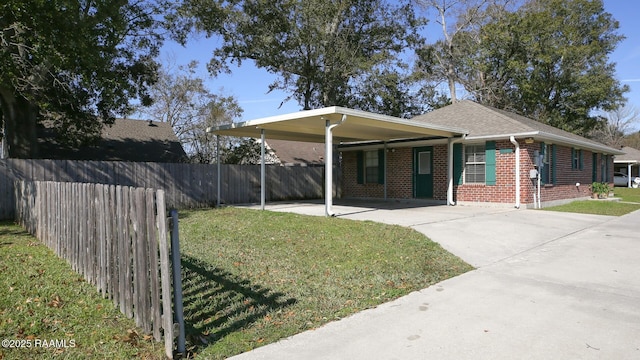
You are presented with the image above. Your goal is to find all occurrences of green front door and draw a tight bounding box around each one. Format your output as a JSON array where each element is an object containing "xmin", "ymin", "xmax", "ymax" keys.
[{"xmin": 414, "ymin": 146, "xmax": 433, "ymax": 198}]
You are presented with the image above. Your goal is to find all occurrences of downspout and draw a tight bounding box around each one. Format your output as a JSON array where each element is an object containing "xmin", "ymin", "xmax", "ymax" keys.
[
  {"xmin": 510, "ymin": 136, "xmax": 521, "ymax": 209},
  {"xmin": 325, "ymin": 115, "xmax": 347, "ymax": 216},
  {"xmin": 260, "ymin": 128, "xmax": 266, "ymax": 210},
  {"xmin": 216, "ymin": 135, "xmax": 221, "ymax": 207},
  {"xmin": 447, "ymin": 136, "xmax": 465, "ymax": 206}
]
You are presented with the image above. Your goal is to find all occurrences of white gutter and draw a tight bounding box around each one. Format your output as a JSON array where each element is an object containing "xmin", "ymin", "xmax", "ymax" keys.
[
  {"xmin": 465, "ymin": 131, "xmax": 624, "ymax": 155},
  {"xmin": 325, "ymin": 114, "xmax": 347, "ymax": 216},
  {"xmin": 447, "ymin": 136, "xmax": 466, "ymax": 205},
  {"xmin": 260, "ymin": 129, "xmax": 266, "ymax": 210},
  {"xmin": 216, "ymin": 135, "xmax": 221, "ymax": 207},
  {"xmin": 509, "ymin": 136, "xmax": 521, "ymax": 209}
]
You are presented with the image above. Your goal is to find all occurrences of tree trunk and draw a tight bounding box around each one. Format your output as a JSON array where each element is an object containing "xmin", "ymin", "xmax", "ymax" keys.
[
  {"xmin": 448, "ymin": 70, "xmax": 457, "ymax": 104},
  {"xmin": 0, "ymin": 91, "xmax": 39, "ymax": 158}
]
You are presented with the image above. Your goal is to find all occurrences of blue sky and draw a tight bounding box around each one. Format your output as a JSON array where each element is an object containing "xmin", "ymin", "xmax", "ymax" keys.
[{"xmin": 159, "ymin": 0, "xmax": 640, "ymax": 127}]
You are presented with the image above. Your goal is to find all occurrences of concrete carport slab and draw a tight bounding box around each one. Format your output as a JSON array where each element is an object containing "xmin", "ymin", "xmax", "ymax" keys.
[{"xmin": 231, "ymin": 202, "xmax": 640, "ymax": 360}]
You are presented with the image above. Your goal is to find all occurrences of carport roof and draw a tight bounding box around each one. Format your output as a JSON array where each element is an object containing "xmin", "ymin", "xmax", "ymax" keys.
[
  {"xmin": 615, "ymin": 146, "xmax": 640, "ymax": 164},
  {"xmin": 209, "ymin": 106, "xmax": 468, "ymax": 143}
]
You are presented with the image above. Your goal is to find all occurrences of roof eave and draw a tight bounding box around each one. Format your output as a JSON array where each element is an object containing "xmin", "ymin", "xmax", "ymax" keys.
[
  {"xmin": 465, "ymin": 131, "xmax": 623, "ymax": 155},
  {"xmin": 207, "ymin": 106, "xmax": 468, "ymax": 142}
]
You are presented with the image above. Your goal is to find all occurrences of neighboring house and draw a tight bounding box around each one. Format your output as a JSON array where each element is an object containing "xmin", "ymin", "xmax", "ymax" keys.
[
  {"xmin": 265, "ymin": 139, "xmax": 325, "ymax": 166},
  {"xmin": 37, "ymin": 118, "xmax": 187, "ymax": 162},
  {"xmin": 614, "ymin": 146, "xmax": 640, "ymax": 179},
  {"xmin": 340, "ymin": 101, "xmax": 623, "ymax": 208}
]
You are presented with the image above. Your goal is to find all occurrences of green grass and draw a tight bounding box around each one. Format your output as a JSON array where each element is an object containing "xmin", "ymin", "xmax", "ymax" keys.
[
  {"xmin": 542, "ymin": 188, "xmax": 640, "ymax": 216},
  {"xmin": 0, "ymin": 222, "xmax": 165, "ymax": 360},
  {"xmin": 178, "ymin": 207, "xmax": 473, "ymax": 359},
  {"xmin": 614, "ymin": 187, "xmax": 640, "ymax": 203}
]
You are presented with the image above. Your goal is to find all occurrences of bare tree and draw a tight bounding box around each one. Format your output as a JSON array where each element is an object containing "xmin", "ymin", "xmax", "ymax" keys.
[
  {"xmin": 590, "ymin": 105, "xmax": 640, "ymax": 148},
  {"xmin": 414, "ymin": 0, "xmax": 517, "ymax": 103},
  {"xmin": 141, "ymin": 59, "xmax": 244, "ymax": 163},
  {"xmin": 415, "ymin": 0, "xmax": 490, "ymax": 103}
]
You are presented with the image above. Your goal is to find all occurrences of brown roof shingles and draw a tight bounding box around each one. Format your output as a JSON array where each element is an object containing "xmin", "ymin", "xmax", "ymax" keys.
[
  {"xmin": 38, "ymin": 118, "xmax": 187, "ymax": 162},
  {"xmin": 616, "ymin": 146, "xmax": 640, "ymax": 163},
  {"xmin": 265, "ymin": 139, "xmax": 324, "ymax": 165},
  {"xmin": 412, "ymin": 101, "xmax": 622, "ymax": 154}
]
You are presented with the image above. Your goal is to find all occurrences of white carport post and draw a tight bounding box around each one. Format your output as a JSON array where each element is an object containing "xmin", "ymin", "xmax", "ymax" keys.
[
  {"xmin": 628, "ymin": 163, "xmax": 633, "ymax": 188},
  {"xmin": 260, "ymin": 128, "xmax": 266, "ymax": 210},
  {"xmin": 447, "ymin": 136, "xmax": 465, "ymax": 205},
  {"xmin": 216, "ymin": 135, "xmax": 221, "ymax": 207},
  {"xmin": 325, "ymin": 115, "xmax": 346, "ymax": 217}
]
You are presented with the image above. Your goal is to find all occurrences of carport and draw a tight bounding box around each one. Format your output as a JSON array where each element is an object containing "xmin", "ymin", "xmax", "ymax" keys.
[
  {"xmin": 207, "ymin": 106, "xmax": 467, "ymax": 216},
  {"xmin": 615, "ymin": 146, "xmax": 640, "ymax": 187}
]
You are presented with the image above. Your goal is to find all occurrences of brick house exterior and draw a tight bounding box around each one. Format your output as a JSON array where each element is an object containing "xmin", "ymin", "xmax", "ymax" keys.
[{"xmin": 339, "ymin": 101, "xmax": 621, "ymax": 208}]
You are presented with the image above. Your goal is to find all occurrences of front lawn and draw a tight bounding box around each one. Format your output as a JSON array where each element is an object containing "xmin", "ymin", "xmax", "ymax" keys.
[
  {"xmin": 0, "ymin": 222, "xmax": 164, "ymax": 360},
  {"xmin": 614, "ymin": 187, "xmax": 640, "ymax": 203},
  {"xmin": 178, "ymin": 207, "xmax": 473, "ymax": 359},
  {"xmin": 542, "ymin": 188, "xmax": 640, "ymax": 216}
]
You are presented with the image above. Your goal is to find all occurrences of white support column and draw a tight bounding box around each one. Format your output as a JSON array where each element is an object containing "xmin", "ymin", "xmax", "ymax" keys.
[
  {"xmin": 629, "ymin": 163, "xmax": 633, "ymax": 188},
  {"xmin": 216, "ymin": 135, "xmax": 221, "ymax": 207},
  {"xmin": 447, "ymin": 136, "xmax": 464, "ymax": 205},
  {"xmin": 261, "ymin": 129, "xmax": 266, "ymax": 210},
  {"xmin": 325, "ymin": 115, "xmax": 346, "ymax": 217},
  {"xmin": 510, "ymin": 136, "xmax": 521, "ymax": 209}
]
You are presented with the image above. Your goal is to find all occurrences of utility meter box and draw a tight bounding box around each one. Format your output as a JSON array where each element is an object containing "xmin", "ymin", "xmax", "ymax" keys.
[{"xmin": 530, "ymin": 169, "xmax": 538, "ymax": 179}]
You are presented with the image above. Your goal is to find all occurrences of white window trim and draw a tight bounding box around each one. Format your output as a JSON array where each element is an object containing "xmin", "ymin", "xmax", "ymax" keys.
[
  {"xmin": 463, "ymin": 144, "xmax": 486, "ymax": 184},
  {"xmin": 364, "ymin": 150, "xmax": 379, "ymax": 184}
]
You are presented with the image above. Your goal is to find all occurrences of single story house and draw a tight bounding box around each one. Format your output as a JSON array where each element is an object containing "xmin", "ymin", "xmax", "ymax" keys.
[
  {"xmin": 211, "ymin": 101, "xmax": 623, "ymax": 213},
  {"xmin": 265, "ymin": 139, "xmax": 325, "ymax": 166},
  {"xmin": 37, "ymin": 118, "xmax": 187, "ymax": 162},
  {"xmin": 340, "ymin": 101, "xmax": 623, "ymax": 208}
]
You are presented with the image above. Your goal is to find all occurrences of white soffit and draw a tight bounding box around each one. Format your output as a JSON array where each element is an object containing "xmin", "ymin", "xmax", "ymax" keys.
[{"xmin": 211, "ymin": 106, "xmax": 467, "ymax": 143}]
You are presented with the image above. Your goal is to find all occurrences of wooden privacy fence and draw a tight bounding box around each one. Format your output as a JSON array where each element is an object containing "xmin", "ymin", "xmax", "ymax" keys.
[
  {"xmin": 14, "ymin": 180, "xmax": 177, "ymax": 358},
  {"xmin": 1, "ymin": 159, "xmax": 326, "ymax": 219}
]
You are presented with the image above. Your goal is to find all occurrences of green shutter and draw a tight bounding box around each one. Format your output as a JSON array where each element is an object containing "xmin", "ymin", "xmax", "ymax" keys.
[
  {"xmin": 356, "ymin": 151, "xmax": 364, "ymax": 184},
  {"xmin": 485, "ymin": 141, "xmax": 496, "ymax": 185},
  {"xmin": 592, "ymin": 153, "xmax": 598, "ymax": 182},
  {"xmin": 453, "ymin": 143, "xmax": 463, "ymax": 185},
  {"xmin": 551, "ymin": 145, "xmax": 557, "ymax": 184},
  {"xmin": 377, "ymin": 149, "xmax": 385, "ymax": 184}
]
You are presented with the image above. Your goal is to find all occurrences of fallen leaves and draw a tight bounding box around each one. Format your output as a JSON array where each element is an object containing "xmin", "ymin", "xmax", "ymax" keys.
[{"xmin": 47, "ymin": 294, "xmax": 64, "ymax": 308}]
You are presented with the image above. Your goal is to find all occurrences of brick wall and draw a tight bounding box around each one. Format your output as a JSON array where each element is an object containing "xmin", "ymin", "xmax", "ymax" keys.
[
  {"xmin": 456, "ymin": 140, "xmax": 516, "ymax": 204},
  {"xmin": 340, "ymin": 140, "xmax": 615, "ymax": 206}
]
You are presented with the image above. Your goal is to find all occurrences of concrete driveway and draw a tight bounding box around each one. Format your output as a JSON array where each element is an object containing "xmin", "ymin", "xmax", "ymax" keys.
[{"xmin": 231, "ymin": 200, "xmax": 640, "ymax": 359}]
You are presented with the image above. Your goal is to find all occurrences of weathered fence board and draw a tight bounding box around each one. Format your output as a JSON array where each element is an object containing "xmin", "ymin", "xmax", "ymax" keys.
[
  {"xmin": 0, "ymin": 159, "xmax": 325, "ymax": 220},
  {"xmin": 14, "ymin": 181, "xmax": 175, "ymax": 358}
]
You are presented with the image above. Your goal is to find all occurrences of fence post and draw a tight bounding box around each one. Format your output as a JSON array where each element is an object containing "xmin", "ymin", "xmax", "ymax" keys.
[{"xmin": 169, "ymin": 209, "xmax": 186, "ymax": 356}]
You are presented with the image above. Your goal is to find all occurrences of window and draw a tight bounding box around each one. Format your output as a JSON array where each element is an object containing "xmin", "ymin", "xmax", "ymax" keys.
[
  {"xmin": 364, "ymin": 150, "xmax": 379, "ymax": 183},
  {"xmin": 541, "ymin": 143, "xmax": 554, "ymax": 184},
  {"xmin": 356, "ymin": 149, "xmax": 384, "ymax": 185},
  {"xmin": 464, "ymin": 144, "xmax": 486, "ymax": 184},
  {"xmin": 571, "ymin": 148, "xmax": 583, "ymax": 170},
  {"xmin": 418, "ymin": 151, "xmax": 431, "ymax": 174}
]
